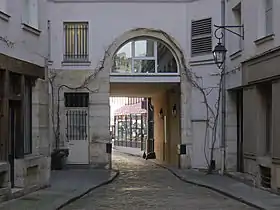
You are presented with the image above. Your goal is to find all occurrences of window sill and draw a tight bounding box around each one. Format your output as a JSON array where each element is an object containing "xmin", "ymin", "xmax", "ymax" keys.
[
  {"xmin": 22, "ymin": 23, "xmax": 41, "ymax": 36},
  {"xmin": 62, "ymin": 61, "xmax": 91, "ymax": 66},
  {"xmin": 0, "ymin": 10, "xmax": 10, "ymax": 22},
  {"xmin": 254, "ymin": 34, "xmax": 275, "ymax": 46},
  {"xmin": 229, "ymin": 50, "xmax": 242, "ymax": 60}
]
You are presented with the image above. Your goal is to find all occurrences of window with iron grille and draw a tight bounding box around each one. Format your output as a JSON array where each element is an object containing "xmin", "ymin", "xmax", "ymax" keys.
[
  {"xmin": 64, "ymin": 92, "xmax": 89, "ymax": 107},
  {"xmin": 63, "ymin": 22, "xmax": 89, "ymax": 62},
  {"xmin": 191, "ymin": 18, "xmax": 212, "ymax": 56},
  {"xmin": 64, "ymin": 93, "xmax": 89, "ymax": 141}
]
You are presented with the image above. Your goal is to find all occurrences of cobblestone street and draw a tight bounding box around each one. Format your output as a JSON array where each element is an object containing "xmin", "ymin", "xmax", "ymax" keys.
[{"xmin": 62, "ymin": 151, "xmax": 256, "ymax": 210}]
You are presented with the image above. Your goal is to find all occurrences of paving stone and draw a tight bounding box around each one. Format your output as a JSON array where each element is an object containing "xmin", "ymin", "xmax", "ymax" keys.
[{"xmin": 62, "ymin": 151, "xmax": 256, "ymax": 210}]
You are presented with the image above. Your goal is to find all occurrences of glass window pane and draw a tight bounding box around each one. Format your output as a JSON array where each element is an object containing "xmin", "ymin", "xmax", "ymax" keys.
[
  {"xmin": 112, "ymin": 42, "xmax": 132, "ymax": 73},
  {"xmin": 157, "ymin": 57, "xmax": 177, "ymax": 73},
  {"xmin": 135, "ymin": 40, "xmax": 154, "ymax": 57},
  {"xmin": 133, "ymin": 60, "xmax": 155, "ymax": 73}
]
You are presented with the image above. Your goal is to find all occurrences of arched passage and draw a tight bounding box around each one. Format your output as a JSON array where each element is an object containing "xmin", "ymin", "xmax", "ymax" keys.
[{"xmin": 107, "ymin": 28, "xmax": 192, "ymax": 168}]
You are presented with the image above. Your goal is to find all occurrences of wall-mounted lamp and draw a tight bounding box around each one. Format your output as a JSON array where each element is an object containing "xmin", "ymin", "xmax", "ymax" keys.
[
  {"xmin": 159, "ymin": 108, "xmax": 164, "ymax": 119},
  {"xmin": 172, "ymin": 104, "xmax": 177, "ymax": 117}
]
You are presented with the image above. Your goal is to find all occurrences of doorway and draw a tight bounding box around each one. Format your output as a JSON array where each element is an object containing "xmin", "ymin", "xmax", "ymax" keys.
[
  {"xmin": 236, "ymin": 90, "xmax": 244, "ymax": 172},
  {"xmin": 64, "ymin": 92, "xmax": 89, "ymax": 164},
  {"xmin": 9, "ymin": 100, "xmax": 21, "ymax": 188}
]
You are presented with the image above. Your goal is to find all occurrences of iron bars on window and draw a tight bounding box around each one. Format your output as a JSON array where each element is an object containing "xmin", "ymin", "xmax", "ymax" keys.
[{"xmin": 64, "ymin": 22, "xmax": 89, "ymax": 62}]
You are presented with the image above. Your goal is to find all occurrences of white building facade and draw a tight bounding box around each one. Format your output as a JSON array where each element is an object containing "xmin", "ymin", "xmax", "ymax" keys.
[
  {"xmin": 0, "ymin": 0, "xmax": 50, "ymax": 200},
  {"xmin": 48, "ymin": 0, "xmax": 224, "ymax": 170},
  {"xmin": 225, "ymin": 0, "xmax": 280, "ymax": 190}
]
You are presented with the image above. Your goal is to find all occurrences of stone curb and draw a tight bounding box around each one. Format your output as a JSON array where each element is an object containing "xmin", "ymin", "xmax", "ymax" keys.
[
  {"xmin": 152, "ymin": 162, "xmax": 265, "ymax": 210},
  {"xmin": 115, "ymin": 150, "xmax": 265, "ymax": 210},
  {"xmin": 56, "ymin": 169, "xmax": 120, "ymax": 210}
]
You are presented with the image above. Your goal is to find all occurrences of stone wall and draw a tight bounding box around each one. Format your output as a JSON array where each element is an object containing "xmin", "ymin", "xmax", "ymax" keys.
[
  {"xmin": 14, "ymin": 79, "xmax": 51, "ymax": 190},
  {"xmin": 51, "ymin": 69, "xmax": 110, "ymax": 167}
]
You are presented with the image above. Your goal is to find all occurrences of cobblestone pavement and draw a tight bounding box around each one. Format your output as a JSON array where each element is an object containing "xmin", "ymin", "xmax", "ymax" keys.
[{"xmin": 62, "ymin": 151, "xmax": 257, "ymax": 210}]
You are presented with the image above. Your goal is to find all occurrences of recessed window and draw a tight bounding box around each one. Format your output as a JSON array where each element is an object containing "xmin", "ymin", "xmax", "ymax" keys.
[
  {"xmin": 265, "ymin": 0, "xmax": 273, "ymax": 35},
  {"xmin": 23, "ymin": 0, "xmax": 39, "ymax": 29},
  {"xmin": 63, "ymin": 22, "xmax": 89, "ymax": 63},
  {"xmin": 112, "ymin": 39, "xmax": 178, "ymax": 74},
  {"xmin": 232, "ymin": 3, "xmax": 242, "ymax": 51},
  {"xmin": 0, "ymin": 0, "xmax": 7, "ymax": 13}
]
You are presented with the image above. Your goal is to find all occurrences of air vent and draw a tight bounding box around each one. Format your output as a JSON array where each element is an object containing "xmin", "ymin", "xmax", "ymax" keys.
[{"xmin": 191, "ymin": 18, "xmax": 212, "ymax": 56}]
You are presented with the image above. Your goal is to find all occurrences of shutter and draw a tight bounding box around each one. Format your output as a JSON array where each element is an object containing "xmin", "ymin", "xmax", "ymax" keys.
[{"xmin": 191, "ymin": 18, "xmax": 212, "ymax": 56}]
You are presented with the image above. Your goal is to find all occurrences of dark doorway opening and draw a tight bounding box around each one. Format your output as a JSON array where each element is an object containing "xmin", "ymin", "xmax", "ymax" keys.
[
  {"xmin": 236, "ymin": 90, "xmax": 244, "ymax": 172},
  {"xmin": 9, "ymin": 100, "xmax": 22, "ymax": 188}
]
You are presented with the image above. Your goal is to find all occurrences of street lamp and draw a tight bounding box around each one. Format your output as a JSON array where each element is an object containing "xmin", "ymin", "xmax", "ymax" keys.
[
  {"xmin": 212, "ymin": 41, "xmax": 227, "ymax": 69},
  {"xmin": 212, "ymin": 23, "xmax": 244, "ymax": 175},
  {"xmin": 212, "ymin": 24, "xmax": 244, "ymax": 69}
]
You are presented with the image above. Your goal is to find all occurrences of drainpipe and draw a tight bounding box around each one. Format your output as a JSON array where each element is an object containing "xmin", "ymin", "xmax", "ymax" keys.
[
  {"xmin": 47, "ymin": 20, "xmax": 52, "ymax": 156},
  {"xmin": 221, "ymin": 0, "xmax": 226, "ymax": 175}
]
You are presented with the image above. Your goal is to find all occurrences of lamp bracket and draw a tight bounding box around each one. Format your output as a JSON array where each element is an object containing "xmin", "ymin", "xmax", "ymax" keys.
[{"xmin": 214, "ymin": 24, "xmax": 244, "ymax": 42}]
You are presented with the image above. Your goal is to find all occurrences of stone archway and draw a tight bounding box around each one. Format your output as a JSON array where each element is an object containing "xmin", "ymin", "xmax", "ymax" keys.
[{"xmin": 106, "ymin": 28, "xmax": 192, "ymax": 168}]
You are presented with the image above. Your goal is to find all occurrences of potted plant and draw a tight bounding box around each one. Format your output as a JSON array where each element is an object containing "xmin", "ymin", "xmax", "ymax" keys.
[{"xmin": 51, "ymin": 148, "xmax": 69, "ymax": 170}]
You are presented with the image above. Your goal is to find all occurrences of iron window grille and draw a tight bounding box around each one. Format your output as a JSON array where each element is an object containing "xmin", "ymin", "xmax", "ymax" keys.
[
  {"xmin": 63, "ymin": 22, "xmax": 89, "ymax": 62},
  {"xmin": 191, "ymin": 18, "xmax": 213, "ymax": 56},
  {"xmin": 64, "ymin": 92, "xmax": 89, "ymax": 141},
  {"xmin": 64, "ymin": 92, "xmax": 89, "ymax": 108}
]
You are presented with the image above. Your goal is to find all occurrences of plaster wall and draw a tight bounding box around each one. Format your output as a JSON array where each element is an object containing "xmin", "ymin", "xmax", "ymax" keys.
[
  {"xmin": 153, "ymin": 85, "xmax": 181, "ymax": 166},
  {"xmin": 0, "ymin": 0, "xmax": 50, "ymax": 195},
  {"xmin": 14, "ymin": 79, "xmax": 50, "ymax": 189},
  {"xmin": 48, "ymin": 0, "xmax": 222, "ymax": 168},
  {"xmin": 225, "ymin": 0, "xmax": 280, "ymax": 172},
  {"xmin": 0, "ymin": 0, "xmax": 48, "ymax": 67}
]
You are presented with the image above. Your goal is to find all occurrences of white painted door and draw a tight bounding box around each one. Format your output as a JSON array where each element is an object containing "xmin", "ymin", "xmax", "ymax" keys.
[{"xmin": 66, "ymin": 108, "xmax": 89, "ymax": 164}]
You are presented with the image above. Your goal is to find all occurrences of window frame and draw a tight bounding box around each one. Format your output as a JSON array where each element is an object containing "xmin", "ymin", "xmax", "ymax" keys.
[
  {"xmin": 265, "ymin": 0, "xmax": 273, "ymax": 36},
  {"xmin": 232, "ymin": 3, "xmax": 243, "ymax": 52},
  {"xmin": 63, "ymin": 22, "xmax": 89, "ymax": 63},
  {"xmin": 112, "ymin": 39, "xmax": 179, "ymax": 75},
  {"xmin": 23, "ymin": 0, "xmax": 39, "ymax": 29},
  {"xmin": 131, "ymin": 40, "xmax": 157, "ymax": 73}
]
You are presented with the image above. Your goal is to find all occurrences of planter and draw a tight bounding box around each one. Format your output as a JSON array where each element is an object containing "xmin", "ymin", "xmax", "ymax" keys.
[{"xmin": 51, "ymin": 149, "xmax": 69, "ymax": 170}]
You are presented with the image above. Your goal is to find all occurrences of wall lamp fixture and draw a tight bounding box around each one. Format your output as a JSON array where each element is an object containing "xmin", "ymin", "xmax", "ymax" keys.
[
  {"xmin": 159, "ymin": 108, "xmax": 164, "ymax": 119},
  {"xmin": 212, "ymin": 24, "xmax": 244, "ymax": 69},
  {"xmin": 172, "ymin": 104, "xmax": 177, "ymax": 117}
]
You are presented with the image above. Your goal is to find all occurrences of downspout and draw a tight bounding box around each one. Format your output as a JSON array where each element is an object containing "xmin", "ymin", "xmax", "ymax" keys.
[
  {"xmin": 221, "ymin": 0, "xmax": 226, "ymax": 175},
  {"xmin": 47, "ymin": 20, "xmax": 52, "ymax": 156}
]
